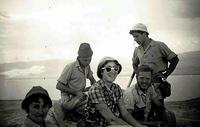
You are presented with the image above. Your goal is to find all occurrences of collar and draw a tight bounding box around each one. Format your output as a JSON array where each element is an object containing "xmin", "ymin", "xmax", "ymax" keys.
[
  {"xmin": 138, "ymin": 39, "xmax": 156, "ymax": 54},
  {"xmin": 75, "ymin": 59, "xmax": 81, "ymax": 67},
  {"xmin": 74, "ymin": 59, "xmax": 89, "ymax": 72},
  {"xmin": 24, "ymin": 116, "xmax": 41, "ymax": 127},
  {"xmin": 135, "ymin": 83, "xmax": 147, "ymax": 96},
  {"xmin": 99, "ymin": 80, "xmax": 113, "ymax": 92}
]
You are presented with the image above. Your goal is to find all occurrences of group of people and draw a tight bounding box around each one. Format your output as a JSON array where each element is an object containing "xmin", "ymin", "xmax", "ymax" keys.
[{"xmin": 21, "ymin": 23, "xmax": 179, "ymax": 127}]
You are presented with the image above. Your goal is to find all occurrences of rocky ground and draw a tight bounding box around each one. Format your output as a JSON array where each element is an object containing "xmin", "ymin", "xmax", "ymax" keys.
[{"xmin": 0, "ymin": 98, "xmax": 199, "ymax": 127}]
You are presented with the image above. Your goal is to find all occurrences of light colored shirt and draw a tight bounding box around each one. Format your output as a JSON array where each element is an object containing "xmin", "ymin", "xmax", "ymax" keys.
[
  {"xmin": 123, "ymin": 84, "xmax": 157, "ymax": 113},
  {"xmin": 57, "ymin": 60, "xmax": 93, "ymax": 97},
  {"xmin": 132, "ymin": 39, "xmax": 177, "ymax": 74}
]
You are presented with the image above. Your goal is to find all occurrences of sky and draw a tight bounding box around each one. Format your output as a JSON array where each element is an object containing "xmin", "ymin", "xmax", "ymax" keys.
[
  {"xmin": 0, "ymin": 0, "xmax": 200, "ymax": 64},
  {"xmin": 0, "ymin": 0, "xmax": 200, "ymax": 100}
]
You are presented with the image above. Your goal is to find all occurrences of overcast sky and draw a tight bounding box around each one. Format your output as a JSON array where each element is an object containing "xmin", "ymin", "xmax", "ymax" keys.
[
  {"xmin": 0, "ymin": 0, "xmax": 200, "ymax": 64},
  {"xmin": 0, "ymin": 0, "xmax": 200, "ymax": 100}
]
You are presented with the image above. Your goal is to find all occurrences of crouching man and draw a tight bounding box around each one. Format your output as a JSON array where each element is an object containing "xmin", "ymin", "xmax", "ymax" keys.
[{"xmin": 123, "ymin": 65, "xmax": 164, "ymax": 122}]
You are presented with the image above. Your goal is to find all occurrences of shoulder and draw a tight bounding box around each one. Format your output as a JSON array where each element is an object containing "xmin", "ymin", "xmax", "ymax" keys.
[
  {"xmin": 112, "ymin": 82, "xmax": 122, "ymax": 89},
  {"xmin": 23, "ymin": 117, "xmax": 39, "ymax": 127},
  {"xmin": 63, "ymin": 61, "xmax": 76, "ymax": 69},
  {"xmin": 124, "ymin": 85, "xmax": 137, "ymax": 97},
  {"xmin": 88, "ymin": 81, "xmax": 102, "ymax": 93},
  {"xmin": 151, "ymin": 39, "xmax": 168, "ymax": 48}
]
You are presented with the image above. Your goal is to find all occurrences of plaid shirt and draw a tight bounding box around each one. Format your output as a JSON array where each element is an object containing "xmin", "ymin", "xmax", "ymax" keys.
[{"xmin": 87, "ymin": 80, "xmax": 123, "ymax": 127}]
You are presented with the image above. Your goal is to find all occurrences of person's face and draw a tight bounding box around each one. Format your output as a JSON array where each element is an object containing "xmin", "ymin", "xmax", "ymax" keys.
[
  {"xmin": 28, "ymin": 97, "xmax": 50, "ymax": 124},
  {"xmin": 102, "ymin": 62, "xmax": 119, "ymax": 83},
  {"xmin": 131, "ymin": 32, "xmax": 146, "ymax": 46},
  {"xmin": 137, "ymin": 71, "xmax": 152, "ymax": 91},
  {"xmin": 78, "ymin": 56, "xmax": 92, "ymax": 67}
]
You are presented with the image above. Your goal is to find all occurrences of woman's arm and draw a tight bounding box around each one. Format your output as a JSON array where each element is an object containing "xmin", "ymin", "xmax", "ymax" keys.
[{"xmin": 95, "ymin": 103, "xmax": 127, "ymax": 125}]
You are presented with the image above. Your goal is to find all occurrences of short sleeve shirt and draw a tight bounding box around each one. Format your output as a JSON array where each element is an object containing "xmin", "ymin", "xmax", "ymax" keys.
[
  {"xmin": 123, "ymin": 84, "xmax": 157, "ymax": 111},
  {"xmin": 57, "ymin": 60, "xmax": 93, "ymax": 97},
  {"xmin": 87, "ymin": 80, "xmax": 123, "ymax": 127},
  {"xmin": 132, "ymin": 39, "xmax": 177, "ymax": 74}
]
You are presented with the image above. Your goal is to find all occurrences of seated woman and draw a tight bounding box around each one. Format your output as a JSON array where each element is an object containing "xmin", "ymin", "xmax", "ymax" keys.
[
  {"xmin": 87, "ymin": 57, "xmax": 147, "ymax": 127},
  {"xmin": 21, "ymin": 86, "xmax": 58, "ymax": 127}
]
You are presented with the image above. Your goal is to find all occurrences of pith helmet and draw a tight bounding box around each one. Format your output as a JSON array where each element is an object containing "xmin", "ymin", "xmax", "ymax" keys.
[{"xmin": 129, "ymin": 23, "xmax": 148, "ymax": 34}]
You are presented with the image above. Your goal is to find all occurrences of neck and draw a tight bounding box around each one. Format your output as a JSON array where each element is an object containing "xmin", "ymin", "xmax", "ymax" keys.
[
  {"xmin": 78, "ymin": 59, "xmax": 86, "ymax": 69},
  {"xmin": 141, "ymin": 89, "xmax": 147, "ymax": 94},
  {"xmin": 137, "ymin": 84, "xmax": 147, "ymax": 93},
  {"xmin": 141, "ymin": 37, "xmax": 150, "ymax": 50},
  {"xmin": 28, "ymin": 116, "xmax": 45, "ymax": 127},
  {"xmin": 103, "ymin": 80, "xmax": 112, "ymax": 88}
]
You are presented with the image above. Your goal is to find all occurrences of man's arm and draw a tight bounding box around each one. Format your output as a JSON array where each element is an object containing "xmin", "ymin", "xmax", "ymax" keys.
[
  {"xmin": 118, "ymin": 98, "xmax": 147, "ymax": 127},
  {"xmin": 56, "ymin": 81, "xmax": 79, "ymax": 96},
  {"xmin": 163, "ymin": 56, "xmax": 179, "ymax": 79},
  {"xmin": 89, "ymin": 75, "xmax": 96, "ymax": 85}
]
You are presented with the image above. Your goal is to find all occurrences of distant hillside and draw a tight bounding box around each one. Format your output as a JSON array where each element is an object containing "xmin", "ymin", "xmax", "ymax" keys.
[
  {"xmin": 173, "ymin": 51, "xmax": 200, "ymax": 75},
  {"xmin": 0, "ymin": 51, "xmax": 199, "ymax": 79},
  {"xmin": 0, "ymin": 59, "xmax": 73, "ymax": 79},
  {"xmin": 166, "ymin": 97, "xmax": 200, "ymax": 109}
]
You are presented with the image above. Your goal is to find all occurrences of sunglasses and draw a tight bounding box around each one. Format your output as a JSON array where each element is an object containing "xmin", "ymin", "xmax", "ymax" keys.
[{"xmin": 102, "ymin": 66, "xmax": 119, "ymax": 73}]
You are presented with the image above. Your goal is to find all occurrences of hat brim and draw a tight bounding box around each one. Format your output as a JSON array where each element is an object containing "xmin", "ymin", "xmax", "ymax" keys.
[{"xmin": 21, "ymin": 93, "xmax": 52, "ymax": 110}]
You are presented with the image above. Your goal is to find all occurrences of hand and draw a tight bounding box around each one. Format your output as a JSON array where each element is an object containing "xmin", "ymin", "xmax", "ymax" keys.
[{"xmin": 161, "ymin": 72, "xmax": 168, "ymax": 81}]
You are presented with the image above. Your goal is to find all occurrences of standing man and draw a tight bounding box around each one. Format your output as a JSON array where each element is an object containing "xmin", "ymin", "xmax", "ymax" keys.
[
  {"xmin": 55, "ymin": 43, "xmax": 96, "ymax": 126},
  {"xmin": 129, "ymin": 23, "xmax": 179, "ymax": 119},
  {"xmin": 129, "ymin": 23, "xmax": 179, "ymax": 91},
  {"xmin": 129, "ymin": 23, "xmax": 179, "ymax": 82}
]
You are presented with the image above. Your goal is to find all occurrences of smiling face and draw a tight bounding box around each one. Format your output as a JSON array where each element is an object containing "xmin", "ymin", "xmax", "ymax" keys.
[
  {"xmin": 137, "ymin": 71, "xmax": 152, "ymax": 91},
  {"xmin": 101, "ymin": 61, "xmax": 119, "ymax": 83},
  {"xmin": 28, "ymin": 97, "xmax": 50, "ymax": 124}
]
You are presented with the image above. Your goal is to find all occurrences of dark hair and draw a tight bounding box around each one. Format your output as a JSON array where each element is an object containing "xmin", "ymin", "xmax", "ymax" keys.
[
  {"xmin": 97, "ymin": 60, "xmax": 122, "ymax": 79},
  {"xmin": 136, "ymin": 65, "xmax": 152, "ymax": 78},
  {"xmin": 24, "ymin": 94, "xmax": 51, "ymax": 113},
  {"xmin": 129, "ymin": 30, "xmax": 149, "ymax": 36},
  {"xmin": 21, "ymin": 86, "xmax": 52, "ymax": 111}
]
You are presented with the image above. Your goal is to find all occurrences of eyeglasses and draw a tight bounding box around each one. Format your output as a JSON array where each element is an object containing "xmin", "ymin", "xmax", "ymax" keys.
[{"xmin": 102, "ymin": 66, "xmax": 119, "ymax": 73}]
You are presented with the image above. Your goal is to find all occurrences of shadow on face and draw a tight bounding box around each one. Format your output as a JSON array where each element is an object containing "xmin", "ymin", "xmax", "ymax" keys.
[
  {"xmin": 27, "ymin": 97, "xmax": 50, "ymax": 124},
  {"xmin": 78, "ymin": 56, "xmax": 92, "ymax": 67}
]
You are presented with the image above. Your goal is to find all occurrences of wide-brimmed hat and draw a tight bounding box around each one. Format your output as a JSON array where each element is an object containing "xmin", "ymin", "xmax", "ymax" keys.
[
  {"xmin": 97, "ymin": 57, "xmax": 122, "ymax": 79},
  {"xmin": 21, "ymin": 86, "xmax": 52, "ymax": 110}
]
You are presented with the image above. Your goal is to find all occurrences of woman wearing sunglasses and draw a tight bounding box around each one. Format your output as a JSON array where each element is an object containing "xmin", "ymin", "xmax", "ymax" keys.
[{"xmin": 87, "ymin": 57, "xmax": 147, "ymax": 127}]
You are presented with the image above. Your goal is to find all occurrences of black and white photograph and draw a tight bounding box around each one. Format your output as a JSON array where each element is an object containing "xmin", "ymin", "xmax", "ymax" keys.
[{"xmin": 0, "ymin": 0, "xmax": 200, "ymax": 127}]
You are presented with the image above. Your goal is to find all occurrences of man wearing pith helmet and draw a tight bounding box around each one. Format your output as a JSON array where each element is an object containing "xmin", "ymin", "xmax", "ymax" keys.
[{"xmin": 129, "ymin": 23, "xmax": 179, "ymax": 119}]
